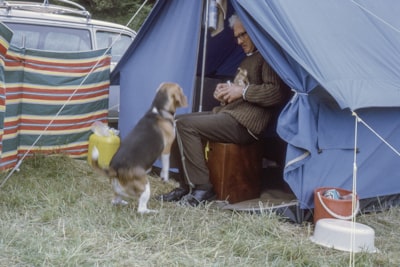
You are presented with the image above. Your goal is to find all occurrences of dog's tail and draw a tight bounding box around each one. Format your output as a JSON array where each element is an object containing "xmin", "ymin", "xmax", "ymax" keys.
[{"xmin": 91, "ymin": 146, "xmax": 117, "ymax": 177}]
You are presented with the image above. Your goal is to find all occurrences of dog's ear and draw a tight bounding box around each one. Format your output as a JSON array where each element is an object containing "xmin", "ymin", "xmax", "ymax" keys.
[
  {"xmin": 174, "ymin": 86, "xmax": 188, "ymax": 108},
  {"xmin": 158, "ymin": 82, "xmax": 188, "ymax": 108}
]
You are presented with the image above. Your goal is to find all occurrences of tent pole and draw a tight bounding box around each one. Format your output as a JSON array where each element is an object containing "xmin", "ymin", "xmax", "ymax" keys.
[{"xmin": 198, "ymin": 0, "xmax": 209, "ymax": 112}]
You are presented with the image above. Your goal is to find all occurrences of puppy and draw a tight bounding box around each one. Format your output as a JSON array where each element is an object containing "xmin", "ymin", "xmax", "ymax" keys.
[
  {"xmin": 213, "ymin": 67, "xmax": 249, "ymax": 107},
  {"xmin": 234, "ymin": 67, "xmax": 249, "ymax": 87},
  {"xmin": 92, "ymin": 82, "xmax": 188, "ymax": 213}
]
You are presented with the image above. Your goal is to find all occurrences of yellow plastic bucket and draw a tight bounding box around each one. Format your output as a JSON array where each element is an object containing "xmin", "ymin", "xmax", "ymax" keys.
[{"xmin": 87, "ymin": 133, "xmax": 120, "ymax": 168}]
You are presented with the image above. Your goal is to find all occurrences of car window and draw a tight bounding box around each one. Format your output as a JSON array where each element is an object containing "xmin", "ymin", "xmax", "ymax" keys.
[
  {"xmin": 96, "ymin": 31, "xmax": 132, "ymax": 63},
  {"xmin": 43, "ymin": 31, "xmax": 91, "ymax": 51},
  {"xmin": 5, "ymin": 22, "xmax": 92, "ymax": 51}
]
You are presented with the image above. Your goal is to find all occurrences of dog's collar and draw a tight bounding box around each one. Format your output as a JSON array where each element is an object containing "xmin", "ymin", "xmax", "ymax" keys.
[{"xmin": 152, "ymin": 107, "xmax": 175, "ymax": 124}]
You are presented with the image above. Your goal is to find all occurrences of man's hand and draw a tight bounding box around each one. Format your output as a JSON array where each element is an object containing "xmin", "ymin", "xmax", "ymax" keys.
[{"xmin": 213, "ymin": 82, "xmax": 243, "ymax": 104}]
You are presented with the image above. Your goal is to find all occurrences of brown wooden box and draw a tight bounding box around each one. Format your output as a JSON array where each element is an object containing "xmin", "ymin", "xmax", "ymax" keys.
[{"xmin": 206, "ymin": 141, "xmax": 262, "ymax": 203}]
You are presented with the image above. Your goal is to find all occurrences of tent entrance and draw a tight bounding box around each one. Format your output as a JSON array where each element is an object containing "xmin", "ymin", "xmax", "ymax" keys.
[{"xmin": 192, "ymin": 5, "xmax": 294, "ymax": 214}]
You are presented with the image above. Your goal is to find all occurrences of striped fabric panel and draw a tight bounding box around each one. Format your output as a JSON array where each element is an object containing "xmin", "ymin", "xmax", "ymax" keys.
[
  {"xmin": 0, "ymin": 23, "xmax": 111, "ymax": 171},
  {"xmin": 0, "ymin": 23, "xmax": 12, "ymax": 163}
]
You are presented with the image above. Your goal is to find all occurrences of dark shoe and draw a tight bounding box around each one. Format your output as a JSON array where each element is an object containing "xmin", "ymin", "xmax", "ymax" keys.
[
  {"xmin": 156, "ymin": 187, "xmax": 189, "ymax": 202},
  {"xmin": 180, "ymin": 188, "xmax": 216, "ymax": 207}
]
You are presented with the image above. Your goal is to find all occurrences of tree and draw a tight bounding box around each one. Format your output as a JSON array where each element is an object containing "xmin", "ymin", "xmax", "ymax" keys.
[{"xmin": 76, "ymin": 0, "xmax": 155, "ymax": 30}]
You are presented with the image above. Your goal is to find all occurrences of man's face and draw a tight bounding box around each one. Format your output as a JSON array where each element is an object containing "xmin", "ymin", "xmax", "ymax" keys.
[{"xmin": 233, "ymin": 21, "xmax": 255, "ymax": 54}]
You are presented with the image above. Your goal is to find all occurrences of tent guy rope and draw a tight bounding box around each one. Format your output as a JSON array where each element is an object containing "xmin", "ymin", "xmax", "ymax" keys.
[
  {"xmin": 0, "ymin": 0, "xmax": 149, "ymax": 189},
  {"xmin": 351, "ymin": 0, "xmax": 400, "ymax": 34},
  {"xmin": 354, "ymin": 112, "xmax": 400, "ymax": 157},
  {"xmin": 348, "ymin": 111, "xmax": 399, "ymax": 265}
]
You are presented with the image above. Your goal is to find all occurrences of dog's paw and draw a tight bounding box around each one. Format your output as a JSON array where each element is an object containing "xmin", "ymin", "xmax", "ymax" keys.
[
  {"xmin": 138, "ymin": 208, "xmax": 158, "ymax": 214},
  {"xmin": 111, "ymin": 198, "xmax": 129, "ymax": 206},
  {"xmin": 160, "ymin": 171, "xmax": 169, "ymax": 182}
]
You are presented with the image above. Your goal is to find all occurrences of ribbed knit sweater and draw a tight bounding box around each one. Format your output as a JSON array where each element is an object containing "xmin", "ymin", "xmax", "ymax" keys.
[{"xmin": 214, "ymin": 51, "xmax": 288, "ymax": 135}]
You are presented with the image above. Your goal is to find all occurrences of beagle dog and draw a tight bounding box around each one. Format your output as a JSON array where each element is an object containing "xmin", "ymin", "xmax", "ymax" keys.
[{"xmin": 92, "ymin": 82, "xmax": 188, "ymax": 213}]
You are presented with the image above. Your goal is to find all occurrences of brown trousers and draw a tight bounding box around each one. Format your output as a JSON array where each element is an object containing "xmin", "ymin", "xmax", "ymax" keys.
[{"xmin": 170, "ymin": 112, "xmax": 256, "ymax": 190}]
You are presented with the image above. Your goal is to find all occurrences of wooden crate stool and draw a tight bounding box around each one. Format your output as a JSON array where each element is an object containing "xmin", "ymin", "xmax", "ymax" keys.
[{"xmin": 205, "ymin": 141, "xmax": 262, "ymax": 203}]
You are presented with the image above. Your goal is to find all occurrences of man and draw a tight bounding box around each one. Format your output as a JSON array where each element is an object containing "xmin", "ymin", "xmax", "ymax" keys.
[{"xmin": 158, "ymin": 14, "xmax": 289, "ymax": 206}]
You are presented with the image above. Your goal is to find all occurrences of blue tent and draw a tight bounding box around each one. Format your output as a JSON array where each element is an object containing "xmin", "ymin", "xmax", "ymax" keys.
[{"xmin": 111, "ymin": 0, "xmax": 400, "ymax": 212}]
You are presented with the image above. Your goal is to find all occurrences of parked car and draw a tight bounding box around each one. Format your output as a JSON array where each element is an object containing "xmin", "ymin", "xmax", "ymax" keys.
[{"xmin": 0, "ymin": 0, "xmax": 136, "ymax": 125}]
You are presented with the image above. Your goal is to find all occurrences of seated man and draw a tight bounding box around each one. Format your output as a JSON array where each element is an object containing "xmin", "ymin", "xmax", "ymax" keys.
[{"xmin": 158, "ymin": 14, "xmax": 290, "ymax": 206}]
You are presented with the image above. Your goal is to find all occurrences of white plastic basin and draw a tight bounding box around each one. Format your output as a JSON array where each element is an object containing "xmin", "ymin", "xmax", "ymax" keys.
[{"xmin": 310, "ymin": 218, "xmax": 376, "ymax": 253}]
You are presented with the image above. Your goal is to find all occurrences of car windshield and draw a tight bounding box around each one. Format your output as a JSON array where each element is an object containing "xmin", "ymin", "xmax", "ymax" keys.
[{"xmin": 5, "ymin": 22, "xmax": 92, "ymax": 51}]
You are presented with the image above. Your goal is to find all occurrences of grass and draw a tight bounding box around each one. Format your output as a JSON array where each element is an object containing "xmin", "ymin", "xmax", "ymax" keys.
[{"xmin": 0, "ymin": 154, "xmax": 399, "ymax": 266}]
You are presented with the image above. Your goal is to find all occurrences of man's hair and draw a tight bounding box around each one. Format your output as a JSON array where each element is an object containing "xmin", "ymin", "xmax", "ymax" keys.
[{"xmin": 228, "ymin": 14, "xmax": 241, "ymax": 29}]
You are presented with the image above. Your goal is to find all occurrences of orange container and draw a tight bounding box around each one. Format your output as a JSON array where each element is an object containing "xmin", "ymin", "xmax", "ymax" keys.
[
  {"xmin": 87, "ymin": 133, "xmax": 120, "ymax": 168},
  {"xmin": 313, "ymin": 187, "xmax": 359, "ymax": 224}
]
